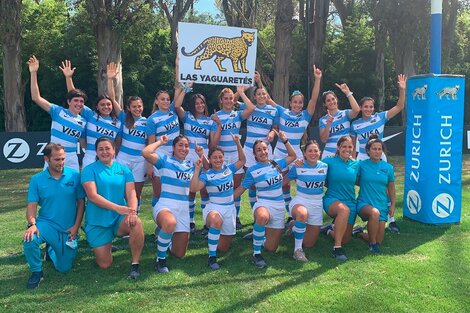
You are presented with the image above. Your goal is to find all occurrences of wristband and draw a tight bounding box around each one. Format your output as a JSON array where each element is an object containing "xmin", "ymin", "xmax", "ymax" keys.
[
  {"xmin": 346, "ymin": 92, "xmax": 353, "ymax": 98},
  {"xmin": 27, "ymin": 222, "xmax": 35, "ymax": 229},
  {"xmin": 181, "ymin": 83, "xmax": 193, "ymax": 93},
  {"xmin": 282, "ymin": 139, "xmax": 289, "ymax": 145}
]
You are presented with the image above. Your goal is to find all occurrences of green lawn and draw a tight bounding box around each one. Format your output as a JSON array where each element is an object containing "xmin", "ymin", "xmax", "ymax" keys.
[{"xmin": 1, "ymin": 156, "xmax": 469, "ymax": 313}]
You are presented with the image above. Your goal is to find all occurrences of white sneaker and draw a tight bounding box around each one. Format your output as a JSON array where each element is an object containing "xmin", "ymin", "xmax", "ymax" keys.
[{"xmin": 293, "ymin": 248, "xmax": 308, "ymax": 262}]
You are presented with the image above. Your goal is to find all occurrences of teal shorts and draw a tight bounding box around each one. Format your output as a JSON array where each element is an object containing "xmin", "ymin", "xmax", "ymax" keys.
[
  {"xmin": 323, "ymin": 197, "xmax": 357, "ymax": 225},
  {"xmin": 85, "ymin": 215, "xmax": 126, "ymax": 249}
]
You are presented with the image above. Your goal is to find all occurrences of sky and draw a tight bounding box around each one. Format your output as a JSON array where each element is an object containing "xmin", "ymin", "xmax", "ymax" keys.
[{"xmin": 193, "ymin": 0, "xmax": 219, "ymax": 15}]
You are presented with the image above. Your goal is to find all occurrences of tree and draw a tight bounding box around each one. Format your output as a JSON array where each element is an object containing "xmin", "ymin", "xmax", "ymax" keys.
[
  {"xmin": 159, "ymin": 0, "xmax": 194, "ymax": 52},
  {"xmin": 272, "ymin": 0, "xmax": 295, "ymax": 106},
  {"xmin": 0, "ymin": 0, "xmax": 27, "ymax": 131}
]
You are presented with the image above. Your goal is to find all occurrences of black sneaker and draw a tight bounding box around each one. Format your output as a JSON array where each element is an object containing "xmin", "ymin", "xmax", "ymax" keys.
[
  {"xmin": 242, "ymin": 231, "xmax": 253, "ymax": 240},
  {"xmin": 236, "ymin": 217, "xmax": 244, "ymax": 230},
  {"xmin": 128, "ymin": 263, "xmax": 140, "ymax": 279},
  {"xmin": 208, "ymin": 256, "xmax": 220, "ymax": 270},
  {"xmin": 155, "ymin": 258, "xmax": 169, "ymax": 273},
  {"xmin": 190, "ymin": 222, "xmax": 196, "ymax": 234},
  {"xmin": 332, "ymin": 247, "xmax": 348, "ymax": 261},
  {"xmin": 352, "ymin": 226, "xmax": 364, "ymax": 238},
  {"xmin": 252, "ymin": 254, "xmax": 267, "ymax": 268},
  {"xmin": 320, "ymin": 224, "xmax": 333, "ymax": 235},
  {"xmin": 27, "ymin": 271, "xmax": 44, "ymax": 289},
  {"xmin": 111, "ymin": 245, "xmax": 119, "ymax": 252},
  {"xmin": 284, "ymin": 216, "xmax": 293, "ymax": 228},
  {"xmin": 388, "ymin": 221, "xmax": 400, "ymax": 234},
  {"xmin": 369, "ymin": 243, "xmax": 381, "ymax": 254},
  {"xmin": 201, "ymin": 225, "xmax": 209, "ymax": 236}
]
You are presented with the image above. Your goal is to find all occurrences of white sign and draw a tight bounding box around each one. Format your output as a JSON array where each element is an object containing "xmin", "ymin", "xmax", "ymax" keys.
[{"xmin": 178, "ymin": 22, "xmax": 257, "ymax": 86}]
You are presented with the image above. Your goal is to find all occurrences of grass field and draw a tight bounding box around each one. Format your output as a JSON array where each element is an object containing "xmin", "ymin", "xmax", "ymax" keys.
[{"xmin": 1, "ymin": 156, "xmax": 469, "ymax": 313}]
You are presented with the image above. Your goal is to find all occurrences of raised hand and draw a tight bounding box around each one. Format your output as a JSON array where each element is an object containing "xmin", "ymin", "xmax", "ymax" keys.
[
  {"xmin": 195, "ymin": 144, "xmax": 204, "ymax": 158},
  {"xmin": 107, "ymin": 62, "xmax": 119, "ymax": 79},
  {"xmin": 313, "ymin": 64, "xmax": 322, "ymax": 79},
  {"xmin": 159, "ymin": 135, "xmax": 169, "ymax": 145},
  {"xmin": 27, "ymin": 55, "xmax": 39, "ymax": 73},
  {"xmin": 59, "ymin": 59, "xmax": 75, "ymax": 78},
  {"xmin": 397, "ymin": 74, "xmax": 407, "ymax": 90},
  {"xmin": 335, "ymin": 82, "xmax": 351, "ymax": 95}
]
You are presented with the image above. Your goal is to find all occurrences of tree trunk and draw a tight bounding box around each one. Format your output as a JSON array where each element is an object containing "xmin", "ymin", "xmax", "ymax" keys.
[
  {"xmin": 273, "ymin": 0, "xmax": 295, "ymax": 107},
  {"xmin": 442, "ymin": 0, "xmax": 459, "ymax": 71},
  {"xmin": 374, "ymin": 20, "xmax": 385, "ymax": 111},
  {"xmin": 159, "ymin": 0, "xmax": 194, "ymax": 53},
  {"xmin": 1, "ymin": 0, "xmax": 27, "ymax": 132}
]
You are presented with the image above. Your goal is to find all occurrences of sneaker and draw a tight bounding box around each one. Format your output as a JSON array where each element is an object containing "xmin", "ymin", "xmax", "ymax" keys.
[
  {"xmin": 320, "ymin": 224, "xmax": 333, "ymax": 235},
  {"xmin": 27, "ymin": 271, "xmax": 44, "ymax": 289},
  {"xmin": 293, "ymin": 249, "xmax": 308, "ymax": 262},
  {"xmin": 242, "ymin": 231, "xmax": 253, "ymax": 240},
  {"xmin": 201, "ymin": 225, "xmax": 209, "ymax": 236},
  {"xmin": 332, "ymin": 247, "xmax": 348, "ymax": 261},
  {"xmin": 284, "ymin": 216, "xmax": 293, "ymax": 229},
  {"xmin": 43, "ymin": 244, "xmax": 51, "ymax": 262},
  {"xmin": 236, "ymin": 217, "xmax": 244, "ymax": 230},
  {"xmin": 252, "ymin": 254, "xmax": 267, "ymax": 268},
  {"xmin": 208, "ymin": 256, "xmax": 220, "ymax": 270},
  {"xmin": 111, "ymin": 245, "xmax": 119, "ymax": 252},
  {"xmin": 190, "ymin": 222, "xmax": 196, "ymax": 234},
  {"xmin": 128, "ymin": 264, "xmax": 140, "ymax": 279},
  {"xmin": 155, "ymin": 258, "xmax": 169, "ymax": 273},
  {"xmin": 369, "ymin": 243, "xmax": 381, "ymax": 254},
  {"xmin": 388, "ymin": 221, "xmax": 400, "ymax": 234},
  {"xmin": 285, "ymin": 219, "xmax": 295, "ymax": 236},
  {"xmin": 352, "ymin": 226, "xmax": 364, "ymax": 238}
]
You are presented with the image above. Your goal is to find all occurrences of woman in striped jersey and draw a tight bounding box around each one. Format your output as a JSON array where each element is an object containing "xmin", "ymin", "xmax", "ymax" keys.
[
  {"xmin": 234, "ymin": 130, "xmax": 297, "ymax": 269},
  {"xmin": 142, "ymin": 134, "xmax": 204, "ymax": 273},
  {"xmin": 60, "ymin": 60, "xmax": 122, "ymax": 169},
  {"xmin": 175, "ymin": 89, "xmax": 222, "ymax": 233},
  {"xmin": 190, "ymin": 134, "xmax": 245, "ymax": 270},
  {"xmin": 269, "ymin": 65, "xmax": 322, "ymax": 215},
  {"xmin": 28, "ymin": 56, "xmax": 87, "ymax": 172},
  {"xmin": 319, "ymin": 83, "xmax": 361, "ymax": 159},
  {"xmin": 286, "ymin": 140, "xmax": 327, "ymax": 262},
  {"xmin": 214, "ymin": 87, "xmax": 255, "ymax": 228}
]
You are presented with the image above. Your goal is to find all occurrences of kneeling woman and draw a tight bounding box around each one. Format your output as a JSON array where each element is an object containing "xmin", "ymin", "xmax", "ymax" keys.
[
  {"xmin": 190, "ymin": 134, "xmax": 245, "ymax": 270},
  {"xmin": 81, "ymin": 137, "xmax": 144, "ymax": 279},
  {"xmin": 234, "ymin": 130, "xmax": 296, "ymax": 268},
  {"xmin": 142, "ymin": 134, "xmax": 203, "ymax": 273},
  {"xmin": 286, "ymin": 140, "xmax": 328, "ymax": 262},
  {"xmin": 355, "ymin": 136, "xmax": 395, "ymax": 254}
]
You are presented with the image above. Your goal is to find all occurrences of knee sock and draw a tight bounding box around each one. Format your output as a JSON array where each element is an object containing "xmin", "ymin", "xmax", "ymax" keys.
[
  {"xmin": 207, "ymin": 227, "xmax": 221, "ymax": 257},
  {"xmin": 156, "ymin": 230, "xmax": 173, "ymax": 260},
  {"xmin": 253, "ymin": 223, "xmax": 266, "ymax": 255},
  {"xmin": 293, "ymin": 220, "xmax": 306, "ymax": 251},
  {"xmin": 189, "ymin": 197, "xmax": 195, "ymax": 223}
]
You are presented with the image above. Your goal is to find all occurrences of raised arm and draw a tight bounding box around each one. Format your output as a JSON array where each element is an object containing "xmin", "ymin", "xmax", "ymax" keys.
[
  {"xmin": 386, "ymin": 74, "xmax": 407, "ymax": 120},
  {"xmin": 209, "ymin": 114, "xmax": 222, "ymax": 149},
  {"xmin": 28, "ymin": 56, "xmax": 52, "ymax": 112},
  {"xmin": 190, "ymin": 159, "xmax": 206, "ymax": 193},
  {"xmin": 319, "ymin": 112, "xmax": 334, "ymax": 143},
  {"xmin": 174, "ymin": 82, "xmax": 193, "ymax": 119},
  {"xmin": 276, "ymin": 130, "xmax": 297, "ymax": 165},
  {"xmin": 238, "ymin": 86, "xmax": 255, "ymax": 120},
  {"xmin": 59, "ymin": 59, "xmax": 76, "ymax": 91},
  {"xmin": 142, "ymin": 135, "xmax": 168, "ymax": 165},
  {"xmin": 106, "ymin": 62, "xmax": 122, "ymax": 115},
  {"xmin": 232, "ymin": 133, "xmax": 246, "ymax": 170},
  {"xmin": 307, "ymin": 65, "xmax": 322, "ymax": 116},
  {"xmin": 335, "ymin": 83, "xmax": 360, "ymax": 119}
]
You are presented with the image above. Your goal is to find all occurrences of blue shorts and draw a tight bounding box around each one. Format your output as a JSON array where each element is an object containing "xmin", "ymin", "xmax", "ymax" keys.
[
  {"xmin": 323, "ymin": 197, "xmax": 357, "ymax": 225},
  {"xmin": 85, "ymin": 215, "xmax": 126, "ymax": 249},
  {"xmin": 357, "ymin": 202, "xmax": 388, "ymax": 222}
]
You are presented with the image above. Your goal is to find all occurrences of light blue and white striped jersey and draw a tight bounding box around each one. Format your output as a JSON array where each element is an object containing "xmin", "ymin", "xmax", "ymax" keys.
[
  {"xmin": 146, "ymin": 102, "xmax": 180, "ymax": 151},
  {"xmin": 351, "ymin": 111, "xmax": 388, "ymax": 160},
  {"xmin": 319, "ymin": 109, "xmax": 352, "ymax": 157},
  {"xmin": 183, "ymin": 112, "xmax": 214, "ymax": 151},
  {"xmin": 213, "ymin": 109, "xmax": 243, "ymax": 154},
  {"xmin": 199, "ymin": 163, "xmax": 237, "ymax": 205},
  {"xmin": 117, "ymin": 113, "xmax": 147, "ymax": 160},
  {"xmin": 242, "ymin": 158, "xmax": 287, "ymax": 202},
  {"xmin": 274, "ymin": 105, "xmax": 312, "ymax": 157},
  {"xmin": 287, "ymin": 161, "xmax": 328, "ymax": 200},
  {"xmin": 239, "ymin": 103, "xmax": 278, "ymax": 149},
  {"xmin": 48, "ymin": 104, "xmax": 87, "ymax": 153},
  {"xmin": 154, "ymin": 152, "xmax": 194, "ymax": 205},
  {"xmin": 81, "ymin": 108, "xmax": 122, "ymax": 159}
]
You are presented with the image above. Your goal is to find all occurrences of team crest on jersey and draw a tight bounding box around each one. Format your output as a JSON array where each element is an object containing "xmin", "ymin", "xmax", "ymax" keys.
[
  {"xmin": 65, "ymin": 181, "xmax": 75, "ymax": 187},
  {"xmin": 77, "ymin": 121, "xmax": 83, "ymax": 125},
  {"xmin": 370, "ymin": 119, "xmax": 376, "ymax": 123},
  {"xmin": 318, "ymin": 169, "xmax": 325, "ymax": 174},
  {"xmin": 223, "ymin": 169, "xmax": 230, "ymax": 176},
  {"xmin": 337, "ymin": 113, "xmax": 343, "ymax": 119},
  {"xmin": 229, "ymin": 113, "xmax": 236, "ymax": 118},
  {"xmin": 116, "ymin": 171, "xmax": 124, "ymax": 175}
]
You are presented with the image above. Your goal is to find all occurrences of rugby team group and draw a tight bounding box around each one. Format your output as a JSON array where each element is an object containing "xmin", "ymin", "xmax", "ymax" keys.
[{"xmin": 22, "ymin": 54, "xmax": 406, "ymax": 289}]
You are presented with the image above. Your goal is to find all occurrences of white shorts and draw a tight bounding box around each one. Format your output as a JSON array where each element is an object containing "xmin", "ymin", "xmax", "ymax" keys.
[
  {"xmin": 44, "ymin": 152, "xmax": 79, "ymax": 172},
  {"xmin": 253, "ymin": 200, "xmax": 285, "ymax": 229},
  {"xmin": 224, "ymin": 152, "xmax": 244, "ymax": 174},
  {"xmin": 81, "ymin": 153, "xmax": 97, "ymax": 168},
  {"xmin": 289, "ymin": 196, "xmax": 323, "ymax": 226},
  {"xmin": 152, "ymin": 199, "xmax": 189, "ymax": 233},
  {"xmin": 116, "ymin": 156, "xmax": 146, "ymax": 182},
  {"xmin": 202, "ymin": 202, "xmax": 236, "ymax": 236},
  {"xmin": 244, "ymin": 145, "xmax": 273, "ymax": 168}
]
